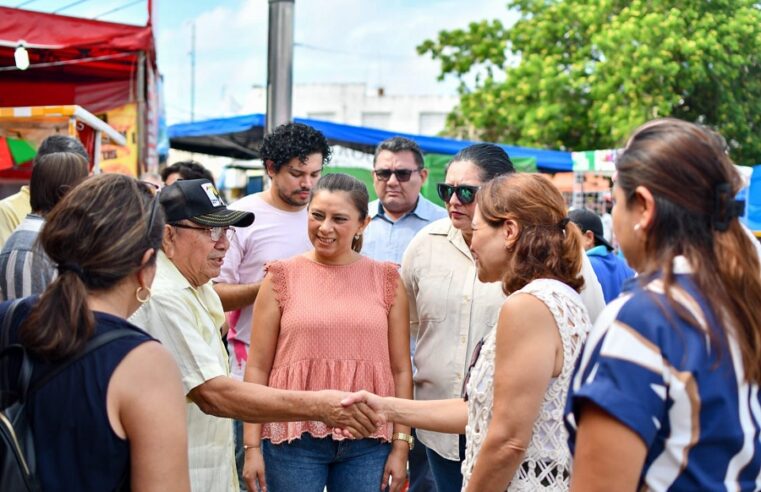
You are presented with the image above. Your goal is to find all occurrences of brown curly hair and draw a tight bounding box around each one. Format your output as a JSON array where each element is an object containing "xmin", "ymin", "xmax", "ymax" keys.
[{"xmin": 477, "ymin": 173, "xmax": 585, "ymax": 295}]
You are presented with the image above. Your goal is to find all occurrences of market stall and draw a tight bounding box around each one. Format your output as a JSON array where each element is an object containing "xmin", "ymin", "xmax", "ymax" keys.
[
  {"xmin": 0, "ymin": 5, "xmax": 162, "ymax": 175},
  {"xmin": 0, "ymin": 104, "xmax": 127, "ymax": 181}
]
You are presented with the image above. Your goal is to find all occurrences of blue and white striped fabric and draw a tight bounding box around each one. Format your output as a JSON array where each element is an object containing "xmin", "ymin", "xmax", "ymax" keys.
[{"xmin": 565, "ymin": 256, "xmax": 761, "ymax": 491}]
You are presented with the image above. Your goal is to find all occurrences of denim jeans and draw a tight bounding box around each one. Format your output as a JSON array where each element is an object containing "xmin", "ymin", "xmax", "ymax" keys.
[
  {"xmin": 408, "ymin": 429, "xmax": 437, "ymax": 492},
  {"xmin": 233, "ymin": 419, "xmax": 248, "ymax": 491},
  {"xmin": 425, "ymin": 448, "xmax": 463, "ymax": 492},
  {"xmin": 262, "ymin": 434, "xmax": 391, "ymax": 492}
]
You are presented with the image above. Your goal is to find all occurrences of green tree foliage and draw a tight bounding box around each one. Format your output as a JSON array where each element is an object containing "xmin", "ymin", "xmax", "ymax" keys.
[{"xmin": 418, "ymin": 0, "xmax": 761, "ymax": 164}]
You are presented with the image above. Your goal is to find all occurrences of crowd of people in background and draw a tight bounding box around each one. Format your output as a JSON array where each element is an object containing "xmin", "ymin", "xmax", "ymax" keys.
[{"xmin": 1, "ymin": 117, "xmax": 761, "ymax": 492}]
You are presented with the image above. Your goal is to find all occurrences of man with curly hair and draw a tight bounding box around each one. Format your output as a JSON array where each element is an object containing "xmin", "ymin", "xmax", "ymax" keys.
[
  {"xmin": 214, "ymin": 121, "xmax": 330, "ymax": 376},
  {"xmin": 213, "ymin": 122, "xmax": 331, "ymax": 487}
]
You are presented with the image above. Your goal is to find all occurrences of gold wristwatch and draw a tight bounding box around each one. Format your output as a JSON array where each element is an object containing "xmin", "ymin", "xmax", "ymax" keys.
[{"xmin": 392, "ymin": 432, "xmax": 415, "ymax": 450}]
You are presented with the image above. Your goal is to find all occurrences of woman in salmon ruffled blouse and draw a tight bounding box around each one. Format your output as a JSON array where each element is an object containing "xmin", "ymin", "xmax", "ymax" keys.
[{"xmin": 243, "ymin": 173, "xmax": 413, "ymax": 492}]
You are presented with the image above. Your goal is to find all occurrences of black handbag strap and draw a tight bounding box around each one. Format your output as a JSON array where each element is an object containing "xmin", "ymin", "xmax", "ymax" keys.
[
  {"xmin": 0, "ymin": 298, "xmax": 22, "ymax": 350},
  {"xmin": 0, "ymin": 299, "xmax": 28, "ymax": 404}
]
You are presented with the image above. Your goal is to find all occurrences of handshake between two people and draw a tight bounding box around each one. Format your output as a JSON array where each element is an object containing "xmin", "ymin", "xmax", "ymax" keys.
[
  {"xmin": 331, "ymin": 389, "xmax": 464, "ymax": 438},
  {"xmin": 319, "ymin": 389, "xmax": 392, "ymax": 438}
]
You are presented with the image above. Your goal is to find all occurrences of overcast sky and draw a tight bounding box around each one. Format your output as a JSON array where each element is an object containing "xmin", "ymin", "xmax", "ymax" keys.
[{"xmin": 0, "ymin": 0, "xmax": 515, "ymax": 124}]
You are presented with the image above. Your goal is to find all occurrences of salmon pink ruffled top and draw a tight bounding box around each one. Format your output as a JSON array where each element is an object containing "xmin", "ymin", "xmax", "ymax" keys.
[{"xmin": 261, "ymin": 255, "xmax": 399, "ymax": 444}]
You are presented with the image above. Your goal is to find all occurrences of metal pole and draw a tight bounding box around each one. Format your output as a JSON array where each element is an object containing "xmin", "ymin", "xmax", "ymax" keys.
[
  {"xmin": 137, "ymin": 51, "xmax": 146, "ymax": 175},
  {"xmin": 266, "ymin": 0, "xmax": 294, "ymax": 136},
  {"xmin": 572, "ymin": 171, "xmax": 585, "ymax": 209},
  {"xmin": 93, "ymin": 129, "xmax": 102, "ymax": 174}
]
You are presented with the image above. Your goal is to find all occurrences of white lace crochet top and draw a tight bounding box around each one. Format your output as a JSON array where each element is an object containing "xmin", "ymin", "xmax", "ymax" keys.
[{"xmin": 461, "ymin": 278, "xmax": 591, "ymax": 491}]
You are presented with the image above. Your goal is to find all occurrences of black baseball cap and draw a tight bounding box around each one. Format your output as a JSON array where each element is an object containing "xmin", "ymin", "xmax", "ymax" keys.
[
  {"xmin": 568, "ymin": 208, "xmax": 612, "ymax": 250},
  {"xmin": 159, "ymin": 179, "xmax": 254, "ymax": 228}
]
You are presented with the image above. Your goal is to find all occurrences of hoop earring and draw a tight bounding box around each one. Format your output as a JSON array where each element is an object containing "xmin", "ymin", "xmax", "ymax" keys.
[{"xmin": 136, "ymin": 286, "xmax": 152, "ymax": 304}]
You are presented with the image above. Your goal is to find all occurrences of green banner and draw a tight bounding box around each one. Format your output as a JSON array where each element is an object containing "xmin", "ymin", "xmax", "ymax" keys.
[{"xmin": 323, "ymin": 166, "xmax": 377, "ymax": 200}]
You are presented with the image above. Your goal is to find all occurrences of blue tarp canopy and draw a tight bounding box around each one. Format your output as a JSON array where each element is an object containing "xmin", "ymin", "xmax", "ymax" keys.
[
  {"xmin": 168, "ymin": 113, "xmax": 573, "ymax": 172},
  {"xmin": 742, "ymin": 165, "xmax": 761, "ymax": 235}
]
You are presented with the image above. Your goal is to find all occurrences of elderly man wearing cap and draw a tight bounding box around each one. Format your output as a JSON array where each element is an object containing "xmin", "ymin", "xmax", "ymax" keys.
[
  {"xmin": 131, "ymin": 179, "xmax": 381, "ymax": 492},
  {"xmin": 569, "ymin": 208, "xmax": 635, "ymax": 303}
]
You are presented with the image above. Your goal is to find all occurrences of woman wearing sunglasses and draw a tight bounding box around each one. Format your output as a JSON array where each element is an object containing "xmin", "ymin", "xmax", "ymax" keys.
[
  {"xmin": 398, "ymin": 144, "xmax": 604, "ymax": 491},
  {"xmin": 398, "ymin": 144, "xmax": 513, "ymax": 491},
  {"xmin": 346, "ymin": 173, "xmax": 594, "ymax": 491}
]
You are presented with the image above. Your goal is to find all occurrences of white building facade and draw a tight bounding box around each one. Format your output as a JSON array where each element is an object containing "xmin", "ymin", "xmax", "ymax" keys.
[
  {"xmin": 244, "ymin": 82, "xmax": 458, "ymax": 136},
  {"xmin": 168, "ymin": 83, "xmax": 459, "ymax": 197}
]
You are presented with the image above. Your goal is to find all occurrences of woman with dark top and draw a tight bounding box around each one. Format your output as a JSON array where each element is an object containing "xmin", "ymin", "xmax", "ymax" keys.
[{"xmin": 1, "ymin": 174, "xmax": 189, "ymax": 491}]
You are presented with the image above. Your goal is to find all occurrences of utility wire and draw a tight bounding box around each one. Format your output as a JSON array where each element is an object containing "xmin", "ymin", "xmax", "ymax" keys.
[
  {"xmin": 294, "ymin": 42, "xmax": 415, "ymax": 60},
  {"xmin": 53, "ymin": 0, "xmax": 91, "ymax": 14},
  {"xmin": 94, "ymin": 0, "xmax": 144, "ymax": 19},
  {"xmin": 14, "ymin": 0, "xmax": 40, "ymax": 8}
]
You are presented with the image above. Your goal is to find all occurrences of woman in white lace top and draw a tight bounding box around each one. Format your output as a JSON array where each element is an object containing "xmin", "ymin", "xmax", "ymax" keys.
[{"xmin": 345, "ymin": 173, "xmax": 593, "ymax": 491}]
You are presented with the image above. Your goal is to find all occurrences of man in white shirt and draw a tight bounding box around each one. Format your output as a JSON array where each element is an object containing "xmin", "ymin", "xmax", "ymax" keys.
[
  {"xmin": 212, "ymin": 122, "xmax": 331, "ymax": 487},
  {"xmin": 132, "ymin": 178, "xmax": 379, "ymax": 492}
]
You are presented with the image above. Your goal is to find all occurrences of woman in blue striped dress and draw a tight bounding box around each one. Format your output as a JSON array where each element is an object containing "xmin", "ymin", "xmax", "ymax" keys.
[{"xmin": 565, "ymin": 118, "xmax": 761, "ymax": 491}]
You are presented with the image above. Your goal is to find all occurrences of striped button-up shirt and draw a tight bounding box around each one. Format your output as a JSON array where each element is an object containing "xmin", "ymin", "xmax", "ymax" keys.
[{"xmin": 0, "ymin": 213, "xmax": 56, "ymax": 300}]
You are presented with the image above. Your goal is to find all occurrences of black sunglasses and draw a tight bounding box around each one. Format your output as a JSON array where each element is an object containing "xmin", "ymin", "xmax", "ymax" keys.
[
  {"xmin": 437, "ymin": 183, "xmax": 480, "ymax": 204},
  {"xmin": 373, "ymin": 168, "xmax": 419, "ymax": 182}
]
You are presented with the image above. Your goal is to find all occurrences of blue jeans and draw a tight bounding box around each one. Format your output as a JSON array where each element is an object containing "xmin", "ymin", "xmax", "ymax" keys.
[
  {"xmin": 408, "ymin": 429, "xmax": 437, "ymax": 492},
  {"xmin": 262, "ymin": 434, "xmax": 391, "ymax": 492},
  {"xmin": 233, "ymin": 420, "xmax": 248, "ymax": 491},
  {"xmin": 425, "ymin": 448, "xmax": 463, "ymax": 492}
]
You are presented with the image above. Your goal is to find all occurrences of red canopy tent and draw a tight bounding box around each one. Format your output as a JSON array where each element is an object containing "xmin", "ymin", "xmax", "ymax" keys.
[{"xmin": 0, "ymin": 5, "xmax": 159, "ymax": 177}]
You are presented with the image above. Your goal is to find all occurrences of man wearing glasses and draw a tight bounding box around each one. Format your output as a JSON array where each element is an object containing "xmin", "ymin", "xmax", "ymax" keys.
[
  {"xmin": 131, "ymin": 179, "xmax": 381, "ymax": 492},
  {"xmin": 362, "ymin": 136, "xmax": 446, "ymax": 265},
  {"xmin": 211, "ymin": 122, "xmax": 331, "ymax": 489},
  {"xmin": 362, "ymin": 136, "xmax": 445, "ymax": 492}
]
